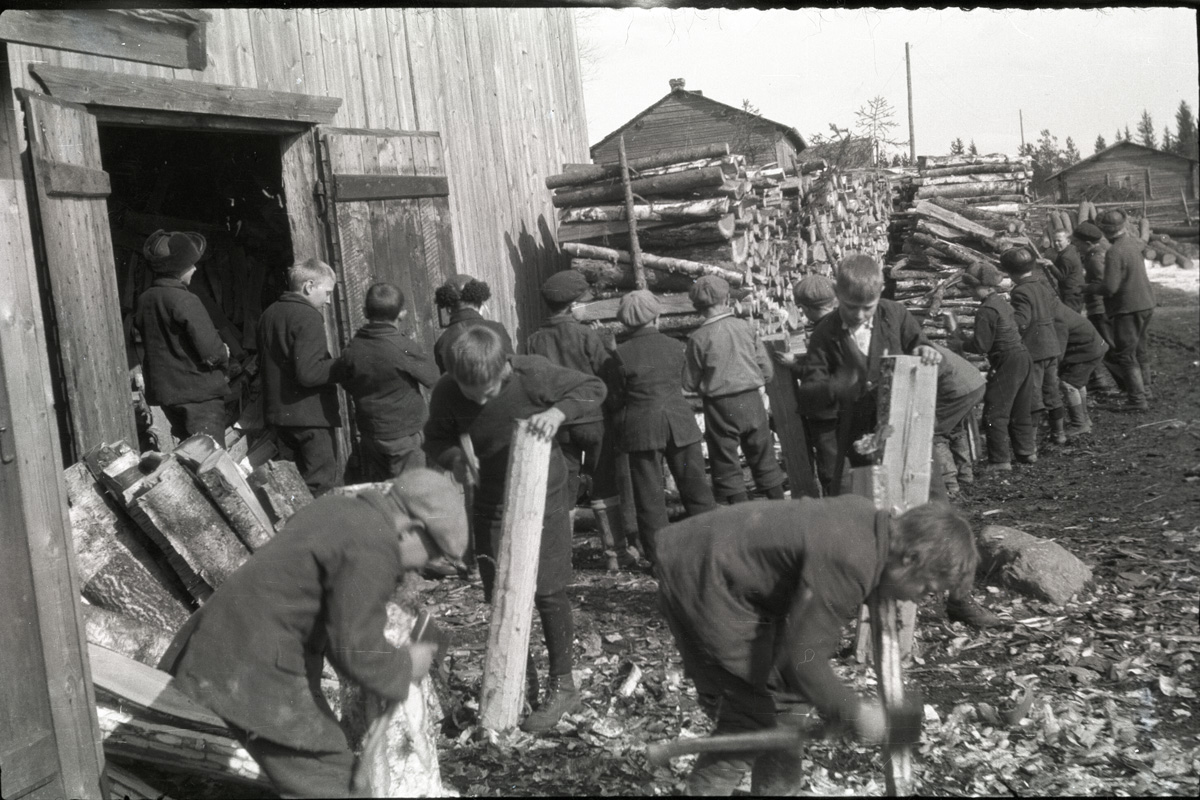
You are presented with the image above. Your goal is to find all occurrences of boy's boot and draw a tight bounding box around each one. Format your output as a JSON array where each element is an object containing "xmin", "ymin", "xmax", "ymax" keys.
[
  {"xmin": 933, "ymin": 439, "xmax": 960, "ymax": 498},
  {"xmin": 591, "ymin": 500, "xmax": 621, "ymax": 572},
  {"xmin": 1065, "ymin": 386, "xmax": 1092, "ymax": 438},
  {"xmin": 1089, "ymin": 363, "xmax": 1120, "ymax": 397},
  {"xmin": 520, "ymin": 672, "xmax": 582, "ymax": 733},
  {"xmin": 1025, "ymin": 410, "xmax": 1045, "ymax": 459},
  {"xmin": 1123, "ymin": 367, "xmax": 1150, "ymax": 412},
  {"xmin": 945, "ymin": 588, "xmax": 1004, "ymax": 629},
  {"xmin": 686, "ymin": 752, "xmax": 754, "ymax": 796},
  {"xmin": 1049, "ymin": 407, "xmax": 1068, "ymax": 446},
  {"xmin": 950, "ymin": 428, "xmax": 974, "ymax": 485}
]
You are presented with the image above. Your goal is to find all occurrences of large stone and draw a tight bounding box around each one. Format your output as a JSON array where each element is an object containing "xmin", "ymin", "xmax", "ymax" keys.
[{"xmin": 977, "ymin": 525, "xmax": 1093, "ymax": 605}]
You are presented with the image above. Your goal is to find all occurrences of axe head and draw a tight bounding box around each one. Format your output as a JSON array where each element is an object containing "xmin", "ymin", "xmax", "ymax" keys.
[{"xmin": 887, "ymin": 696, "xmax": 924, "ymax": 747}]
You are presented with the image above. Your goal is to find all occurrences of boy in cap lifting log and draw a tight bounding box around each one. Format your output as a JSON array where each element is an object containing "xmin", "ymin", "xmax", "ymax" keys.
[
  {"xmin": 655, "ymin": 496, "xmax": 978, "ymax": 795},
  {"xmin": 133, "ymin": 229, "xmax": 230, "ymax": 445},
  {"xmin": 683, "ymin": 275, "xmax": 786, "ymax": 503},
  {"xmin": 605, "ymin": 289, "xmax": 717, "ymax": 566},
  {"xmin": 162, "ymin": 468, "xmax": 464, "ymax": 799},
  {"xmin": 1094, "ymin": 209, "xmax": 1155, "ymax": 412},
  {"xmin": 524, "ymin": 270, "xmax": 642, "ymax": 571}
]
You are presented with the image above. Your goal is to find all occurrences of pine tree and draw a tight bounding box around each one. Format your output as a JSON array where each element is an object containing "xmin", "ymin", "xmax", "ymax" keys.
[
  {"xmin": 1094, "ymin": 134, "xmax": 1107, "ymax": 153},
  {"xmin": 1137, "ymin": 110, "xmax": 1156, "ymax": 148},
  {"xmin": 1114, "ymin": 128, "xmax": 1122, "ymax": 143},
  {"xmin": 1063, "ymin": 137, "xmax": 1081, "ymax": 165},
  {"xmin": 950, "ymin": 137, "xmax": 965, "ymax": 156},
  {"xmin": 967, "ymin": 140, "xmax": 979, "ymax": 156},
  {"xmin": 1162, "ymin": 126, "xmax": 1173, "ymax": 152},
  {"xmin": 1124, "ymin": 125, "xmax": 1133, "ymax": 142},
  {"xmin": 1175, "ymin": 100, "xmax": 1197, "ymax": 158}
]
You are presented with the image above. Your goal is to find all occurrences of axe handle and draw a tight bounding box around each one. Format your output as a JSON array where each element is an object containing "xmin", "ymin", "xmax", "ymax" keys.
[{"xmin": 645, "ymin": 726, "xmax": 824, "ymax": 767}]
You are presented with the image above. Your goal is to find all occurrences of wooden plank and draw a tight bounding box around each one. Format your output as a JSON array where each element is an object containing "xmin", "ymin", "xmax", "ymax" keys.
[
  {"xmin": 29, "ymin": 65, "xmax": 342, "ymax": 124},
  {"xmin": 293, "ymin": 8, "xmax": 329, "ymax": 99},
  {"xmin": 280, "ymin": 130, "xmax": 326, "ymax": 265},
  {"xmin": 762, "ymin": 336, "xmax": 820, "ymax": 499},
  {"xmin": 105, "ymin": 762, "xmax": 175, "ymax": 800},
  {"xmin": 88, "ymin": 643, "xmax": 226, "ymax": 731},
  {"xmin": 0, "ymin": 10, "xmax": 201, "ymax": 70},
  {"xmin": 81, "ymin": 605, "xmax": 174, "ymax": 667},
  {"xmin": 479, "ymin": 421, "xmax": 551, "ymax": 732},
  {"xmin": 224, "ymin": 8, "xmax": 259, "ymax": 90},
  {"xmin": 64, "ymin": 463, "xmax": 194, "ymax": 631},
  {"xmin": 333, "ymin": 173, "xmax": 450, "ymax": 201},
  {"xmin": 246, "ymin": 8, "xmax": 300, "ymax": 94},
  {"xmin": 323, "ymin": 10, "xmax": 366, "ymax": 128},
  {"xmin": 34, "ymin": 157, "xmax": 110, "ymax": 197}
]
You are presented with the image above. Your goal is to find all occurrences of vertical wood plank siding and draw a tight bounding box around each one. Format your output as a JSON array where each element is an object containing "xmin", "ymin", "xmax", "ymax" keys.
[
  {"xmin": 1061, "ymin": 148, "xmax": 1198, "ymax": 201},
  {"xmin": 8, "ymin": 8, "xmax": 586, "ymax": 342}
]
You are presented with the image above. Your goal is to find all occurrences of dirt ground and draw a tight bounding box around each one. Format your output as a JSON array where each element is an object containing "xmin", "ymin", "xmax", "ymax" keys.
[{"xmin": 421, "ymin": 268, "xmax": 1200, "ymax": 797}]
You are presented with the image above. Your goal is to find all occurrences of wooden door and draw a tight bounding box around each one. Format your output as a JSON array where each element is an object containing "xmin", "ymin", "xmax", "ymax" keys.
[
  {"xmin": 0, "ymin": 361, "xmax": 68, "ymax": 800},
  {"xmin": 316, "ymin": 128, "xmax": 457, "ymax": 354},
  {"xmin": 18, "ymin": 90, "xmax": 135, "ymax": 462}
]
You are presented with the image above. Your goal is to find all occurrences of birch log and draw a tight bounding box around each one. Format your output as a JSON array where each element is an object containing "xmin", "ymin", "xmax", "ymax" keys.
[
  {"xmin": 552, "ymin": 166, "xmax": 727, "ymax": 208},
  {"xmin": 562, "ymin": 242, "xmax": 746, "ymax": 286},
  {"xmin": 545, "ymin": 143, "xmax": 729, "ymax": 189},
  {"xmin": 479, "ymin": 420, "xmax": 552, "ymax": 732},
  {"xmin": 557, "ymin": 196, "xmax": 731, "ymax": 224}
]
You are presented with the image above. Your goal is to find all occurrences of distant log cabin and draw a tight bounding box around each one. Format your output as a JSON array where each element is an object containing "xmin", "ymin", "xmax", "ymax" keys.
[
  {"xmin": 1046, "ymin": 140, "xmax": 1199, "ymax": 203},
  {"xmin": 590, "ymin": 78, "xmax": 806, "ymax": 170}
]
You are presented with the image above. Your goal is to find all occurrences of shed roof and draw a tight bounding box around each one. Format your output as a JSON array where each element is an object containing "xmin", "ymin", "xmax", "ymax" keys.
[
  {"xmin": 1047, "ymin": 139, "xmax": 1198, "ymax": 182},
  {"xmin": 591, "ymin": 85, "xmax": 806, "ymax": 158}
]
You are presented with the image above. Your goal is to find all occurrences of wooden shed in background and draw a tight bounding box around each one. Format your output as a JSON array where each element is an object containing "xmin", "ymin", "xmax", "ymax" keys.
[
  {"xmin": 0, "ymin": 8, "xmax": 586, "ymax": 797},
  {"xmin": 1046, "ymin": 140, "xmax": 1199, "ymax": 204},
  {"xmin": 590, "ymin": 78, "xmax": 806, "ymax": 170}
]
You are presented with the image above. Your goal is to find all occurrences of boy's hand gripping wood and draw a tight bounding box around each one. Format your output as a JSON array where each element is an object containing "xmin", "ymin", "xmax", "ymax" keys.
[
  {"xmin": 852, "ymin": 355, "xmax": 938, "ymax": 796},
  {"xmin": 479, "ymin": 419, "xmax": 552, "ymax": 731}
]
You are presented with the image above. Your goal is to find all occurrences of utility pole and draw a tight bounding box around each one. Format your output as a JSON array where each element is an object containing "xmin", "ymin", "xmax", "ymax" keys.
[
  {"xmin": 906, "ymin": 42, "xmax": 916, "ymax": 163},
  {"xmin": 1019, "ymin": 109, "xmax": 1026, "ymax": 151}
]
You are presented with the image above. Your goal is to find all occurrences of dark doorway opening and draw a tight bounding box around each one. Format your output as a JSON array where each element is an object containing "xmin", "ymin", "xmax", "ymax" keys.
[{"xmin": 97, "ymin": 125, "xmax": 294, "ymax": 454}]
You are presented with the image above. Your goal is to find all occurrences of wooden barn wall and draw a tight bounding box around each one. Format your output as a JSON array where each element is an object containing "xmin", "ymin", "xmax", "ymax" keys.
[
  {"xmin": 1061, "ymin": 149, "xmax": 1198, "ymax": 201},
  {"xmin": 592, "ymin": 94, "xmax": 783, "ymax": 167},
  {"xmin": 6, "ymin": 7, "xmax": 588, "ymax": 343}
]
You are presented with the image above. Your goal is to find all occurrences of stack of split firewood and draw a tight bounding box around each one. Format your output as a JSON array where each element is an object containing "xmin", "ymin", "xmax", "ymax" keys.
[{"xmin": 896, "ymin": 153, "xmax": 1033, "ymax": 214}]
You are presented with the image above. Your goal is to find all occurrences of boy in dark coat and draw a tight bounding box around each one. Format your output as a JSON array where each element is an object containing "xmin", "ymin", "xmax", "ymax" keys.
[
  {"xmin": 524, "ymin": 270, "xmax": 631, "ymax": 571},
  {"xmin": 605, "ymin": 290, "xmax": 716, "ymax": 565},
  {"xmin": 931, "ymin": 344, "xmax": 986, "ymax": 498},
  {"xmin": 1095, "ymin": 210, "xmax": 1155, "ymax": 411},
  {"xmin": 163, "ymin": 469, "xmax": 465, "ymax": 799},
  {"xmin": 946, "ymin": 263, "xmax": 1035, "ymax": 470},
  {"xmin": 257, "ymin": 258, "xmax": 345, "ymax": 496},
  {"xmin": 133, "ymin": 230, "xmax": 229, "ymax": 444},
  {"xmin": 997, "ymin": 247, "xmax": 1066, "ymax": 450},
  {"xmin": 432, "ymin": 274, "xmax": 513, "ymax": 373},
  {"xmin": 1048, "ymin": 229, "xmax": 1086, "ymax": 312},
  {"xmin": 423, "ymin": 326, "xmax": 606, "ymax": 733},
  {"xmin": 683, "ymin": 275, "xmax": 786, "ymax": 503},
  {"xmin": 338, "ymin": 283, "xmax": 439, "ymax": 480},
  {"xmin": 1056, "ymin": 304, "xmax": 1108, "ymax": 439},
  {"xmin": 656, "ymin": 497, "xmax": 978, "ymax": 795}
]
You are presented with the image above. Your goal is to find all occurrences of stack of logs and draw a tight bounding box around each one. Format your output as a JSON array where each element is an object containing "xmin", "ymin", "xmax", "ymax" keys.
[
  {"xmin": 550, "ymin": 144, "xmax": 894, "ymax": 341},
  {"xmin": 887, "ymin": 154, "xmax": 1035, "ymax": 350}
]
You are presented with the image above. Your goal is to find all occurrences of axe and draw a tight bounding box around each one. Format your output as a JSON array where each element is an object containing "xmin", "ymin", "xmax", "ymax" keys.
[{"xmin": 644, "ymin": 698, "xmax": 923, "ymax": 768}]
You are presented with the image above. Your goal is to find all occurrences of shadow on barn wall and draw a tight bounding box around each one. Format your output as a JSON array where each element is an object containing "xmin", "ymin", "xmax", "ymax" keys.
[{"xmin": 505, "ymin": 214, "xmax": 565, "ymax": 346}]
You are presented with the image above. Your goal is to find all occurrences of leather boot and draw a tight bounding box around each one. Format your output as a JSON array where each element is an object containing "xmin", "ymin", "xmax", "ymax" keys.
[
  {"xmin": 1049, "ymin": 407, "xmax": 1068, "ymax": 446},
  {"xmin": 946, "ymin": 592, "xmax": 1004, "ymax": 629},
  {"xmin": 933, "ymin": 439, "xmax": 959, "ymax": 498},
  {"xmin": 591, "ymin": 500, "xmax": 621, "ymax": 572},
  {"xmin": 1064, "ymin": 386, "xmax": 1092, "ymax": 438},
  {"xmin": 520, "ymin": 673, "xmax": 582, "ymax": 733}
]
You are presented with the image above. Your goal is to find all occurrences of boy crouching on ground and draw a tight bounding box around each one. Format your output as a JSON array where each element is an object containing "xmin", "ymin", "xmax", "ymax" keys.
[{"xmin": 656, "ymin": 497, "xmax": 978, "ymax": 795}]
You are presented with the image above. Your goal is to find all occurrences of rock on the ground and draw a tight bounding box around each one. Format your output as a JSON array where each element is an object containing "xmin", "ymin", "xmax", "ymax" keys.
[{"xmin": 977, "ymin": 525, "xmax": 1093, "ymax": 605}]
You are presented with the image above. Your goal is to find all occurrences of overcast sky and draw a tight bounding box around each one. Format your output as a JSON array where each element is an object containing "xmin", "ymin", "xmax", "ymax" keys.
[{"xmin": 574, "ymin": 6, "xmax": 1199, "ymax": 159}]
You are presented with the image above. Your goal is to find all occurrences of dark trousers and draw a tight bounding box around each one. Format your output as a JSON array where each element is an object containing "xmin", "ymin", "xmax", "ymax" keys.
[
  {"xmin": 360, "ymin": 431, "xmax": 425, "ymax": 481},
  {"xmin": 474, "ymin": 477, "xmax": 575, "ymax": 677},
  {"xmin": 1060, "ymin": 357, "xmax": 1103, "ymax": 391},
  {"xmin": 276, "ymin": 426, "xmax": 340, "ymax": 497},
  {"xmin": 162, "ymin": 398, "xmax": 226, "ymax": 445},
  {"xmin": 802, "ymin": 416, "xmax": 840, "ymax": 498},
  {"xmin": 983, "ymin": 348, "xmax": 1035, "ymax": 464},
  {"xmin": 627, "ymin": 438, "xmax": 716, "ymax": 562},
  {"xmin": 702, "ymin": 389, "xmax": 786, "ymax": 501},
  {"xmin": 935, "ymin": 384, "xmax": 986, "ymax": 439},
  {"xmin": 1088, "ymin": 312, "xmax": 1113, "ymax": 348},
  {"xmin": 232, "ymin": 727, "xmax": 354, "ymax": 799},
  {"xmin": 1028, "ymin": 356, "xmax": 1062, "ymax": 414},
  {"xmin": 1106, "ymin": 309, "xmax": 1152, "ymax": 403},
  {"xmin": 558, "ymin": 419, "xmax": 617, "ymax": 506}
]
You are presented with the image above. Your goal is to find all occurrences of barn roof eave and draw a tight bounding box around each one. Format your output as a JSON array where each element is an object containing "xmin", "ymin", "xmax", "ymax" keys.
[{"xmin": 1046, "ymin": 139, "xmax": 1199, "ymax": 182}]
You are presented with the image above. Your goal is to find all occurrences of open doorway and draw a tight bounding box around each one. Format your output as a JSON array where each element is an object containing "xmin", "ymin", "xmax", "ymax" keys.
[{"xmin": 97, "ymin": 125, "xmax": 295, "ymax": 454}]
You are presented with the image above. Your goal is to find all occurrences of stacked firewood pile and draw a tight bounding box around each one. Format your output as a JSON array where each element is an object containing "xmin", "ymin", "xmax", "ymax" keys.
[
  {"xmin": 887, "ymin": 154, "xmax": 1035, "ymax": 348},
  {"xmin": 550, "ymin": 144, "xmax": 893, "ymax": 341}
]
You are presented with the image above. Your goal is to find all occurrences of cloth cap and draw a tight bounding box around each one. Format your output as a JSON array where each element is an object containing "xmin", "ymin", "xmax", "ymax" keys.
[
  {"xmin": 689, "ymin": 275, "xmax": 730, "ymax": 309},
  {"xmin": 541, "ymin": 270, "xmax": 591, "ymax": 304},
  {"xmin": 1072, "ymin": 221, "xmax": 1104, "ymax": 243},
  {"xmin": 961, "ymin": 262, "xmax": 1004, "ymax": 288},
  {"xmin": 143, "ymin": 230, "xmax": 206, "ymax": 274},
  {"xmin": 998, "ymin": 247, "xmax": 1036, "ymax": 274},
  {"xmin": 793, "ymin": 274, "xmax": 836, "ymax": 306},
  {"xmin": 617, "ymin": 289, "xmax": 661, "ymax": 327},
  {"xmin": 387, "ymin": 468, "xmax": 468, "ymax": 559},
  {"xmin": 1097, "ymin": 209, "xmax": 1127, "ymax": 232}
]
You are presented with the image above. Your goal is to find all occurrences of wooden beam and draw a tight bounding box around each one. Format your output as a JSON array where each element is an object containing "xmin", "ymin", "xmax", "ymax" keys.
[
  {"xmin": 30, "ymin": 64, "xmax": 342, "ymax": 124},
  {"xmin": 562, "ymin": 242, "xmax": 746, "ymax": 287},
  {"xmin": 332, "ymin": 173, "xmax": 449, "ymax": 201},
  {"xmin": 479, "ymin": 421, "xmax": 551, "ymax": 732},
  {"xmin": 618, "ymin": 136, "xmax": 647, "ymax": 290},
  {"xmin": 552, "ymin": 166, "xmax": 728, "ymax": 208},
  {"xmin": 0, "ymin": 10, "xmax": 206, "ymax": 70},
  {"xmin": 546, "ymin": 143, "xmax": 730, "ymax": 189},
  {"xmin": 556, "ymin": 218, "xmax": 677, "ymax": 243},
  {"xmin": 762, "ymin": 336, "xmax": 820, "ymax": 499},
  {"xmin": 35, "ymin": 158, "xmax": 110, "ymax": 198},
  {"xmin": 90, "ymin": 106, "xmax": 310, "ymax": 136}
]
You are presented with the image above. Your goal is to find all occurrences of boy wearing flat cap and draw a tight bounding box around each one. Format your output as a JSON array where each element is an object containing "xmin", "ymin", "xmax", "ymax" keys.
[
  {"xmin": 605, "ymin": 290, "xmax": 716, "ymax": 564},
  {"xmin": 525, "ymin": 270, "xmax": 633, "ymax": 571},
  {"xmin": 163, "ymin": 468, "xmax": 464, "ymax": 798},
  {"xmin": 1095, "ymin": 210, "xmax": 1155, "ymax": 412},
  {"xmin": 133, "ymin": 229, "xmax": 230, "ymax": 444},
  {"xmin": 683, "ymin": 275, "xmax": 786, "ymax": 504}
]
